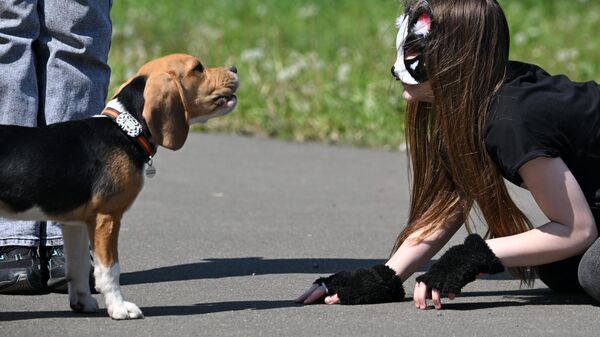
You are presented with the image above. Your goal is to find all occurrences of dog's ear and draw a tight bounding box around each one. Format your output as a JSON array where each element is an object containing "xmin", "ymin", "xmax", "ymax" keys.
[
  {"xmin": 111, "ymin": 77, "xmax": 136, "ymax": 99},
  {"xmin": 142, "ymin": 72, "xmax": 189, "ymax": 150}
]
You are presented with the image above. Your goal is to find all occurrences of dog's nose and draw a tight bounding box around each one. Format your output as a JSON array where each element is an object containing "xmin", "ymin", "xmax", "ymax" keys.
[
  {"xmin": 229, "ymin": 65, "xmax": 238, "ymax": 74},
  {"xmin": 390, "ymin": 65, "xmax": 398, "ymax": 80}
]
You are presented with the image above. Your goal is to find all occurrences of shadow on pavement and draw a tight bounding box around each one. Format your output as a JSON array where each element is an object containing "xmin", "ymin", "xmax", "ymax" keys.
[
  {"xmin": 142, "ymin": 300, "xmax": 298, "ymax": 317},
  {"xmin": 2, "ymin": 288, "xmax": 596, "ymax": 321},
  {"xmin": 121, "ymin": 257, "xmax": 386, "ymax": 285},
  {"xmin": 441, "ymin": 288, "xmax": 598, "ymax": 310},
  {"xmin": 0, "ymin": 310, "xmax": 105, "ymax": 321},
  {"xmin": 120, "ymin": 257, "xmax": 516, "ymax": 286},
  {"xmin": 0, "ymin": 301, "xmax": 298, "ymax": 321}
]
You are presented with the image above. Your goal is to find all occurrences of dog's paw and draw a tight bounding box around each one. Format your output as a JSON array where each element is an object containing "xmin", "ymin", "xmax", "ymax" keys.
[
  {"xmin": 108, "ymin": 301, "xmax": 144, "ymax": 320},
  {"xmin": 69, "ymin": 292, "xmax": 99, "ymax": 313}
]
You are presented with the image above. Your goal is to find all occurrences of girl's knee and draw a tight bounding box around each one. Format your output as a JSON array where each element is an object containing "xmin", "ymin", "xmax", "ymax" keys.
[
  {"xmin": 578, "ymin": 245, "xmax": 600, "ymax": 303},
  {"xmin": 537, "ymin": 255, "xmax": 583, "ymax": 293}
]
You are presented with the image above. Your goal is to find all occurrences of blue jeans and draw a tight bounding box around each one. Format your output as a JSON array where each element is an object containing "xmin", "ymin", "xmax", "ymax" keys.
[{"xmin": 0, "ymin": 0, "xmax": 112, "ymax": 247}]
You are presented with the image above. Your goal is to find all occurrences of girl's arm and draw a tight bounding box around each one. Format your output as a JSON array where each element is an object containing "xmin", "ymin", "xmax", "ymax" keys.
[
  {"xmin": 487, "ymin": 156, "xmax": 598, "ymax": 266},
  {"xmin": 413, "ymin": 156, "xmax": 598, "ymax": 310},
  {"xmin": 386, "ymin": 214, "xmax": 463, "ymax": 282}
]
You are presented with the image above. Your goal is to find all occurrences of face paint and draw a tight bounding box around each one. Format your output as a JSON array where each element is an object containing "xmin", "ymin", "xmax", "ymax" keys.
[{"xmin": 393, "ymin": 1, "xmax": 433, "ymax": 84}]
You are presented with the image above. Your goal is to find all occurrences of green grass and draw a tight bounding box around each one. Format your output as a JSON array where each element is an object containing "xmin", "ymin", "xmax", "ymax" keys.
[{"xmin": 109, "ymin": 0, "xmax": 600, "ymax": 149}]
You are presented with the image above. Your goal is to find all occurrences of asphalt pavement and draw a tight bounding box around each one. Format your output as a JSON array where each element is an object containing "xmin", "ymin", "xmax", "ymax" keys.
[{"xmin": 1, "ymin": 133, "xmax": 598, "ymax": 336}]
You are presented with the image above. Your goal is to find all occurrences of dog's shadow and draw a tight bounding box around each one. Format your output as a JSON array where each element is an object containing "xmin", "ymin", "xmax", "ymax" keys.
[
  {"xmin": 2, "ymin": 290, "xmax": 595, "ymax": 321},
  {"xmin": 0, "ymin": 300, "xmax": 297, "ymax": 321},
  {"xmin": 120, "ymin": 257, "xmax": 512, "ymax": 285},
  {"xmin": 3, "ymin": 258, "xmax": 592, "ymax": 321},
  {"xmin": 120, "ymin": 257, "xmax": 405, "ymax": 285}
]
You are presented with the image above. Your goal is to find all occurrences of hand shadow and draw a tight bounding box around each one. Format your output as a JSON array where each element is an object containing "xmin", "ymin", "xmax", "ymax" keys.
[{"xmin": 438, "ymin": 288, "xmax": 598, "ymax": 310}]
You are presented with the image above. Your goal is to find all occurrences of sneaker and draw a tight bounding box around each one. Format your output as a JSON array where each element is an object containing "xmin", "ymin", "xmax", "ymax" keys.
[
  {"xmin": 41, "ymin": 246, "xmax": 96, "ymax": 294},
  {"xmin": 0, "ymin": 246, "xmax": 46, "ymax": 294},
  {"xmin": 43, "ymin": 246, "xmax": 68, "ymax": 293}
]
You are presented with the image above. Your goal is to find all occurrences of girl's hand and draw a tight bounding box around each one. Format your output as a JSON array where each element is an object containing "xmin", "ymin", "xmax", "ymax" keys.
[
  {"xmin": 413, "ymin": 281, "xmax": 456, "ymax": 310},
  {"xmin": 295, "ymin": 284, "xmax": 341, "ymax": 305},
  {"xmin": 414, "ymin": 234, "xmax": 504, "ymax": 310},
  {"xmin": 296, "ymin": 264, "xmax": 404, "ymax": 305}
]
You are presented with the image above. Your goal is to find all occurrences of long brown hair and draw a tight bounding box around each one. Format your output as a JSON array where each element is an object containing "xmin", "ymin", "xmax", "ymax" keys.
[{"xmin": 392, "ymin": 0, "xmax": 535, "ymax": 282}]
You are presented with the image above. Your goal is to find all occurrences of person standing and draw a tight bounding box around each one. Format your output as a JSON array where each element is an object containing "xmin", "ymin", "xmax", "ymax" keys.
[{"xmin": 0, "ymin": 0, "xmax": 112, "ymax": 293}]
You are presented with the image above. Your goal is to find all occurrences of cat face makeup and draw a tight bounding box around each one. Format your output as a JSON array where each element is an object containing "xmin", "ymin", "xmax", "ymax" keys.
[{"xmin": 392, "ymin": 1, "xmax": 433, "ymax": 84}]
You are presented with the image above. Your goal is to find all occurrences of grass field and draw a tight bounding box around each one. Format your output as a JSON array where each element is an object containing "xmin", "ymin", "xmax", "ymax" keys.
[{"xmin": 109, "ymin": 0, "xmax": 600, "ymax": 149}]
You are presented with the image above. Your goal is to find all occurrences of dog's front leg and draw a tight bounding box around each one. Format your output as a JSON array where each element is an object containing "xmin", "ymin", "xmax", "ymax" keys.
[
  {"xmin": 61, "ymin": 223, "xmax": 99, "ymax": 313},
  {"xmin": 89, "ymin": 213, "xmax": 143, "ymax": 320}
]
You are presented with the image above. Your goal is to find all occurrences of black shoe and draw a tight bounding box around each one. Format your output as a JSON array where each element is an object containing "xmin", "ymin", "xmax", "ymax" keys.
[
  {"xmin": 0, "ymin": 246, "xmax": 46, "ymax": 294},
  {"xmin": 43, "ymin": 246, "xmax": 68, "ymax": 293},
  {"xmin": 41, "ymin": 246, "xmax": 96, "ymax": 294}
]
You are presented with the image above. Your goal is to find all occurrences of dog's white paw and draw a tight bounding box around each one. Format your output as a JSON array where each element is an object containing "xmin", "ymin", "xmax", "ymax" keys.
[
  {"xmin": 69, "ymin": 292, "xmax": 99, "ymax": 313},
  {"xmin": 108, "ymin": 301, "xmax": 144, "ymax": 320}
]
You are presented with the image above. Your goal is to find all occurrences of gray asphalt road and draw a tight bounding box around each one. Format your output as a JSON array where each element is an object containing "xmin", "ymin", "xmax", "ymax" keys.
[{"xmin": 1, "ymin": 133, "xmax": 598, "ymax": 336}]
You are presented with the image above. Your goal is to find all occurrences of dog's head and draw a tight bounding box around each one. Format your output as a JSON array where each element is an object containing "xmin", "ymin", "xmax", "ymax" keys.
[{"xmin": 115, "ymin": 53, "xmax": 239, "ymax": 150}]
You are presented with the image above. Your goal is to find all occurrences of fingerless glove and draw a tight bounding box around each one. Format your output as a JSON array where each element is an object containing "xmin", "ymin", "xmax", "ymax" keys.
[
  {"xmin": 314, "ymin": 264, "xmax": 405, "ymax": 304},
  {"xmin": 415, "ymin": 234, "xmax": 504, "ymax": 295}
]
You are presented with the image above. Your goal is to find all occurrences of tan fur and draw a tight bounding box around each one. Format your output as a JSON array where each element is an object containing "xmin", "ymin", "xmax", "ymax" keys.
[
  {"xmin": 43, "ymin": 150, "xmax": 142, "ymax": 224},
  {"xmin": 88, "ymin": 214, "xmax": 122, "ymax": 267},
  {"xmin": 1, "ymin": 54, "xmax": 238, "ymax": 318},
  {"xmin": 115, "ymin": 53, "xmax": 239, "ymax": 150},
  {"xmin": 87, "ymin": 54, "xmax": 237, "ymax": 270},
  {"xmin": 86, "ymin": 151, "xmax": 142, "ymax": 267},
  {"xmin": 87, "ymin": 163, "xmax": 143, "ymax": 268},
  {"xmin": 3, "ymin": 54, "xmax": 237, "ymax": 271},
  {"xmin": 142, "ymin": 73, "xmax": 189, "ymax": 149}
]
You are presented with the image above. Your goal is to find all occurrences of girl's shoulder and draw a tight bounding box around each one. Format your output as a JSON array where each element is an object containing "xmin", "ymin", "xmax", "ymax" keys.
[
  {"xmin": 490, "ymin": 61, "xmax": 600, "ymax": 124},
  {"xmin": 484, "ymin": 61, "xmax": 600, "ymax": 186}
]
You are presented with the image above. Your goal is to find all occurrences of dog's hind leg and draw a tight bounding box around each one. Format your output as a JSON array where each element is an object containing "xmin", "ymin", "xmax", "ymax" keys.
[
  {"xmin": 89, "ymin": 213, "xmax": 144, "ymax": 320},
  {"xmin": 61, "ymin": 223, "xmax": 99, "ymax": 313}
]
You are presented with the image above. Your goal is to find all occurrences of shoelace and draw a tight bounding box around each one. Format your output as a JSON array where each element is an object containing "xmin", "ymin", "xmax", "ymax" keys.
[
  {"xmin": 0, "ymin": 248, "xmax": 37, "ymax": 261},
  {"xmin": 51, "ymin": 247, "xmax": 63, "ymax": 257}
]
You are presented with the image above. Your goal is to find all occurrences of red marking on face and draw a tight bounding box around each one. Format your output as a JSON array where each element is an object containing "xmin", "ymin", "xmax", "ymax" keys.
[{"xmin": 417, "ymin": 12, "xmax": 431, "ymax": 31}]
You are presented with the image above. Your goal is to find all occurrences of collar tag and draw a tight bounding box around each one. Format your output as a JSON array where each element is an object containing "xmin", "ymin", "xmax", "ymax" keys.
[
  {"xmin": 145, "ymin": 158, "xmax": 157, "ymax": 178},
  {"xmin": 116, "ymin": 111, "xmax": 143, "ymax": 138},
  {"xmin": 102, "ymin": 99, "xmax": 157, "ymax": 168}
]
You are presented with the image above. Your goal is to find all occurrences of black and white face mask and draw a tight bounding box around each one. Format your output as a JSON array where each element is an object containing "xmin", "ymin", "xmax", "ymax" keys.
[{"xmin": 392, "ymin": 2, "xmax": 433, "ymax": 84}]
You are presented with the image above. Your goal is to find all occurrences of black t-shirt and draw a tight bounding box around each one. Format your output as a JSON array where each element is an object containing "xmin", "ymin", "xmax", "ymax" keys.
[{"xmin": 484, "ymin": 61, "xmax": 600, "ymax": 209}]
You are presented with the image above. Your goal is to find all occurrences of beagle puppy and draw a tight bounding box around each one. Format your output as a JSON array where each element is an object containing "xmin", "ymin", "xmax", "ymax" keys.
[{"xmin": 0, "ymin": 54, "xmax": 239, "ymax": 319}]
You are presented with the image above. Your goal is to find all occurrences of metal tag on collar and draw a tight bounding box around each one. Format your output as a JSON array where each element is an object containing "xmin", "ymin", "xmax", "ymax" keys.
[
  {"xmin": 116, "ymin": 111, "xmax": 143, "ymax": 138},
  {"xmin": 145, "ymin": 157, "xmax": 156, "ymax": 178}
]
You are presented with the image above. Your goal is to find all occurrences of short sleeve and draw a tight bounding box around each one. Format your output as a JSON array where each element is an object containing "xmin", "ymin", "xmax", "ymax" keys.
[{"xmin": 484, "ymin": 114, "xmax": 562, "ymax": 186}]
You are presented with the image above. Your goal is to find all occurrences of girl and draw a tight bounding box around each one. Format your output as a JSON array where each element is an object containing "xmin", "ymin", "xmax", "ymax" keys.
[{"xmin": 297, "ymin": 0, "xmax": 600, "ymax": 309}]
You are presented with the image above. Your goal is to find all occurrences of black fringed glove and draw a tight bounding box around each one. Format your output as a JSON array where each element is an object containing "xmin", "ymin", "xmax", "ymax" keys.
[
  {"xmin": 416, "ymin": 234, "xmax": 504, "ymax": 295},
  {"xmin": 314, "ymin": 264, "xmax": 405, "ymax": 304}
]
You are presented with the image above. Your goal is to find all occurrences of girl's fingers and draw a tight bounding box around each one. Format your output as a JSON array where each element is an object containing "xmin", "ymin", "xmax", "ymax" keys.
[
  {"xmin": 302, "ymin": 285, "xmax": 327, "ymax": 304},
  {"xmin": 295, "ymin": 284, "xmax": 320, "ymax": 303},
  {"xmin": 413, "ymin": 282, "xmax": 429, "ymax": 310},
  {"xmin": 324, "ymin": 294, "xmax": 340, "ymax": 304},
  {"xmin": 432, "ymin": 289, "xmax": 442, "ymax": 310}
]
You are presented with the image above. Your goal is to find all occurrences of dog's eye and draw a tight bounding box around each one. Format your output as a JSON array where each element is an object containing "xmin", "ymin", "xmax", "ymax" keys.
[{"xmin": 193, "ymin": 63, "xmax": 205, "ymax": 73}]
